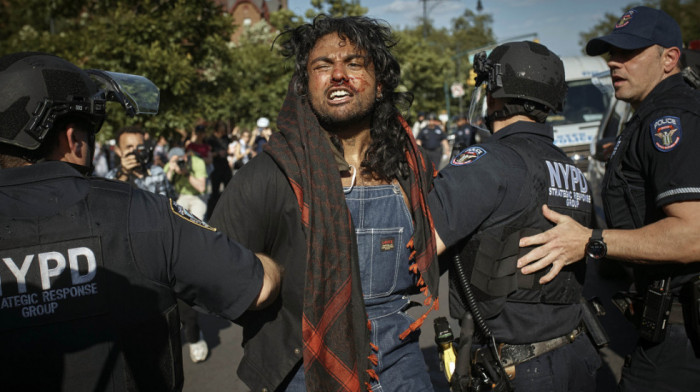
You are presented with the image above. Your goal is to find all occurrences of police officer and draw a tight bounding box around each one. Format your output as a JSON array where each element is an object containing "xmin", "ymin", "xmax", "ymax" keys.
[
  {"xmin": 518, "ymin": 7, "xmax": 700, "ymax": 391},
  {"xmin": 0, "ymin": 52, "xmax": 281, "ymax": 391},
  {"xmin": 416, "ymin": 112, "xmax": 449, "ymax": 168},
  {"xmin": 428, "ymin": 41, "xmax": 600, "ymax": 391},
  {"xmin": 451, "ymin": 114, "xmax": 477, "ymax": 157}
]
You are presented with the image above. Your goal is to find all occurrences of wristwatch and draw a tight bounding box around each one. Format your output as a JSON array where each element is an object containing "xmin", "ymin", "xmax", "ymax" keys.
[{"xmin": 586, "ymin": 229, "xmax": 607, "ymax": 260}]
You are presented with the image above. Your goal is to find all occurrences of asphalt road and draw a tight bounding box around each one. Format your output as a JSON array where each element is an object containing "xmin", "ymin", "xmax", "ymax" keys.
[{"xmin": 182, "ymin": 260, "xmax": 636, "ymax": 391}]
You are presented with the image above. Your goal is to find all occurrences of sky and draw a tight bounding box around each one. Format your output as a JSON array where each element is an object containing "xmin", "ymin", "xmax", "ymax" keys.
[{"xmin": 288, "ymin": 0, "xmax": 636, "ymax": 57}]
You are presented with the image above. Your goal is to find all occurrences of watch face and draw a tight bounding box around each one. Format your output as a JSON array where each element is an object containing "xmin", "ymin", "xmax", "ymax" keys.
[{"xmin": 587, "ymin": 240, "xmax": 606, "ymax": 260}]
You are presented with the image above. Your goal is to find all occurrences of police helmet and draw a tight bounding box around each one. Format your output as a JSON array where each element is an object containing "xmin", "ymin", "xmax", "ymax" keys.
[
  {"xmin": 0, "ymin": 52, "xmax": 106, "ymax": 151},
  {"xmin": 474, "ymin": 41, "xmax": 566, "ymax": 112},
  {"xmin": 0, "ymin": 52, "xmax": 160, "ymax": 152}
]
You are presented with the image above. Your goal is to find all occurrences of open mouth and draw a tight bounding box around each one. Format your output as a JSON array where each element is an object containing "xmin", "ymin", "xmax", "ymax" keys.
[
  {"xmin": 327, "ymin": 88, "xmax": 353, "ymax": 103},
  {"xmin": 611, "ymin": 75, "xmax": 626, "ymax": 87}
]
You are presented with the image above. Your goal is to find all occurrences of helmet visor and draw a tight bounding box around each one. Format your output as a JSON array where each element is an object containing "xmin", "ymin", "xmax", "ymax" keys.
[
  {"xmin": 87, "ymin": 70, "xmax": 159, "ymax": 116},
  {"xmin": 468, "ymin": 82, "xmax": 489, "ymax": 134}
]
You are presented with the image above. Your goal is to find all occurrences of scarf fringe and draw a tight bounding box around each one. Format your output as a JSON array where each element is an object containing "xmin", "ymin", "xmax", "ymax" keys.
[
  {"xmin": 366, "ymin": 369, "xmax": 379, "ymax": 381},
  {"xmin": 368, "ymin": 353, "xmax": 378, "ymax": 366},
  {"xmin": 399, "ymin": 234, "xmax": 440, "ymax": 341},
  {"xmin": 399, "ymin": 296, "xmax": 439, "ymax": 340}
]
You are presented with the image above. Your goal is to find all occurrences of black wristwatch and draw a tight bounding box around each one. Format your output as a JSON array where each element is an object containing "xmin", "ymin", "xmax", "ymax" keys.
[{"xmin": 586, "ymin": 229, "xmax": 607, "ymax": 260}]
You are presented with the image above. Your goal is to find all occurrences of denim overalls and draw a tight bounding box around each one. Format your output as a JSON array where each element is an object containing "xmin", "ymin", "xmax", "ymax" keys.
[
  {"xmin": 282, "ymin": 184, "xmax": 433, "ymax": 392},
  {"xmin": 345, "ymin": 184, "xmax": 434, "ymax": 392}
]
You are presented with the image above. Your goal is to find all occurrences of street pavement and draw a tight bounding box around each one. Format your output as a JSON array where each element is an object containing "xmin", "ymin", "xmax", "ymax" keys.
[{"xmin": 183, "ymin": 260, "xmax": 636, "ymax": 391}]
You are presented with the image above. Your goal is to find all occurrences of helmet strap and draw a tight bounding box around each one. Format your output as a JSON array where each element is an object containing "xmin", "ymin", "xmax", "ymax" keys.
[{"xmin": 490, "ymin": 99, "xmax": 549, "ymax": 125}]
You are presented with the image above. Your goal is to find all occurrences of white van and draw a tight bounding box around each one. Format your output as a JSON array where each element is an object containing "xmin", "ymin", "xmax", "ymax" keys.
[{"xmin": 547, "ymin": 56, "xmax": 611, "ymax": 170}]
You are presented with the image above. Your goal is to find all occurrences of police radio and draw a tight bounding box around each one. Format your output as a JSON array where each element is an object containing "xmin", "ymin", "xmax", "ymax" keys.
[{"xmin": 639, "ymin": 278, "xmax": 673, "ymax": 343}]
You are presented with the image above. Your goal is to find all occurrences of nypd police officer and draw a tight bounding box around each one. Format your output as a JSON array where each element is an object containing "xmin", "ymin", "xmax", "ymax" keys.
[
  {"xmin": 428, "ymin": 41, "xmax": 600, "ymax": 391},
  {"xmin": 0, "ymin": 52, "xmax": 281, "ymax": 391},
  {"xmin": 518, "ymin": 7, "xmax": 700, "ymax": 391}
]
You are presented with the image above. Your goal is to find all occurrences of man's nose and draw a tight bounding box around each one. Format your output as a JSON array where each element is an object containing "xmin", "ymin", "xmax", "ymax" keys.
[{"xmin": 331, "ymin": 64, "xmax": 348, "ymax": 83}]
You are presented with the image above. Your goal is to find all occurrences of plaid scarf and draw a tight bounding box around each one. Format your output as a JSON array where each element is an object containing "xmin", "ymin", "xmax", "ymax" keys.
[{"xmin": 265, "ymin": 79, "xmax": 438, "ymax": 391}]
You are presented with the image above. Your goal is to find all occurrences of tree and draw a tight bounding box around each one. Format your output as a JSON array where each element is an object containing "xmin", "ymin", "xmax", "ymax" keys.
[
  {"xmin": 305, "ymin": 0, "xmax": 367, "ymax": 19},
  {"xmin": 393, "ymin": 8, "xmax": 495, "ymax": 122},
  {"xmin": 0, "ymin": 0, "xmax": 293, "ymax": 140},
  {"xmin": 579, "ymin": 0, "xmax": 700, "ymax": 54}
]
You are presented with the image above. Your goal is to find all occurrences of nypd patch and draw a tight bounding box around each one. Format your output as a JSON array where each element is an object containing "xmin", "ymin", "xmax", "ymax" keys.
[
  {"xmin": 451, "ymin": 146, "xmax": 487, "ymax": 166},
  {"xmin": 650, "ymin": 116, "xmax": 682, "ymax": 152},
  {"xmin": 170, "ymin": 200, "xmax": 216, "ymax": 231}
]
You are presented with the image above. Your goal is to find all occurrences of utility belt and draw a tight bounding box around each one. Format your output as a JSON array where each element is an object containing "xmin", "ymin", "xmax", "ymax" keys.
[
  {"xmin": 612, "ymin": 276, "xmax": 700, "ymax": 345},
  {"xmin": 472, "ymin": 325, "xmax": 585, "ymax": 381}
]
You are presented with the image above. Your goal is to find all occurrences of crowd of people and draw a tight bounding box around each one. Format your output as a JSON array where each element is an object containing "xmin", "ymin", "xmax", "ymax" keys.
[
  {"xmin": 2, "ymin": 5, "xmax": 700, "ymax": 392},
  {"xmin": 92, "ymin": 117, "xmax": 274, "ymax": 219}
]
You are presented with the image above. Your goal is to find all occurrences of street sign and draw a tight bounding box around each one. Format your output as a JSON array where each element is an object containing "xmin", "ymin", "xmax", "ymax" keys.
[{"xmin": 450, "ymin": 82, "xmax": 465, "ymax": 98}]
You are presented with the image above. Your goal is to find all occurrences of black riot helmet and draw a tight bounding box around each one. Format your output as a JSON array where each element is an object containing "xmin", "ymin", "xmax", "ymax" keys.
[
  {"xmin": 0, "ymin": 52, "xmax": 159, "ymax": 152},
  {"xmin": 469, "ymin": 41, "xmax": 567, "ymax": 131}
]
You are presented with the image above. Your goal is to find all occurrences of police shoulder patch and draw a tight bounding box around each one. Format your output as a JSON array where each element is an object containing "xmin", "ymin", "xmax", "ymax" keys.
[
  {"xmin": 650, "ymin": 115, "xmax": 682, "ymax": 152},
  {"xmin": 451, "ymin": 146, "xmax": 487, "ymax": 166},
  {"xmin": 170, "ymin": 200, "xmax": 216, "ymax": 231}
]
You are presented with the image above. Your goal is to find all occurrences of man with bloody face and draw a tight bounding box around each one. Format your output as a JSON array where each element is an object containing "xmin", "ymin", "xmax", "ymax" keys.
[{"xmin": 211, "ymin": 15, "xmax": 439, "ymax": 392}]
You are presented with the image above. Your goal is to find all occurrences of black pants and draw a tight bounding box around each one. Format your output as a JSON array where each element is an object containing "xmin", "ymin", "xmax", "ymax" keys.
[
  {"xmin": 619, "ymin": 324, "xmax": 700, "ymax": 391},
  {"xmin": 425, "ymin": 148, "xmax": 442, "ymax": 169},
  {"xmin": 205, "ymin": 167, "xmax": 232, "ymax": 221}
]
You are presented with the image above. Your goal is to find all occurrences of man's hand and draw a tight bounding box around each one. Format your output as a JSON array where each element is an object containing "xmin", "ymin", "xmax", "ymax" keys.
[
  {"xmin": 118, "ymin": 153, "xmax": 141, "ymax": 179},
  {"xmin": 249, "ymin": 253, "xmax": 283, "ymax": 310},
  {"xmin": 517, "ymin": 205, "xmax": 592, "ymax": 284}
]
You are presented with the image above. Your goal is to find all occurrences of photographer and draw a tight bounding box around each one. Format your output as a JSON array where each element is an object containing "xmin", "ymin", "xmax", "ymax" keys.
[
  {"xmin": 165, "ymin": 147, "xmax": 208, "ymax": 221},
  {"xmin": 106, "ymin": 126, "xmax": 176, "ymax": 199}
]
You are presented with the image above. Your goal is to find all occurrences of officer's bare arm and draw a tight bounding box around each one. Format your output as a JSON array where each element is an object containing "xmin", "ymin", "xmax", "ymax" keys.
[
  {"xmin": 517, "ymin": 201, "xmax": 700, "ymax": 284},
  {"xmin": 248, "ymin": 253, "xmax": 283, "ymax": 310},
  {"xmin": 604, "ymin": 200, "xmax": 700, "ymax": 263}
]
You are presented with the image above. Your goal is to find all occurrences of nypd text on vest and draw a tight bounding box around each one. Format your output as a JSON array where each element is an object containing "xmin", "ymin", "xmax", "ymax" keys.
[
  {"xmin": 1, "ymin": 246, "xmax": 99, "ymax": 319},
  {"xmin": 546, "ymin": 161, "xmax": 591, "ymax": 208}
]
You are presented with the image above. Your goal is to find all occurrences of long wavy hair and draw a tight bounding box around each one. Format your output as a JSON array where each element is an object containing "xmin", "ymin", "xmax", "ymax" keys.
[{"xmin": 278, "ymin": 15, "xmax": 414, "ymax": 181}]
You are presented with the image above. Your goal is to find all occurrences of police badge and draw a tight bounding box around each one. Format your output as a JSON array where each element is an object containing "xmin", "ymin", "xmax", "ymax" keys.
[
  {"xmin": 451, "ymin": 146, "xmax": 487, "ymax": 166},
  {"xmin": 650, "ymin": 116, "xmax": 682, "ymax": 152}
]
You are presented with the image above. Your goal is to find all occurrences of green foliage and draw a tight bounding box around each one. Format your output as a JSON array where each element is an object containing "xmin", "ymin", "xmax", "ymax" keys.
[
  {"xmin": 394, "ymin": 9, "xmax": 495, "ymax": 120},
  {"xmin": 0, "ymin": 0, "xmax": 495, "ymax": 139},
  {"xmin": 578, "ymin": 0, "xmax": 700, "ymax": 54},
  {"xmin": 306, "ymin": 0, "xmax": 368, "ymax": 19},
  {"xmin": 0, "ymin": 0, "xmax": 289, "ymax": 141}
]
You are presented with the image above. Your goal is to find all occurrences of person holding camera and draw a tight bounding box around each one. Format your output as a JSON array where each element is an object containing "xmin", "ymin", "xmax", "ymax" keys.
[
  {"xmin": 165, "ymin": 146, "xmax": 208, "ymax": 221},
  {"xmin": 106, "ymin": 126, "xmax": 176, "ymax": 199},
  {"xmin": 108, "ymin": 127, "xmax": 209, "ymax": 363}
]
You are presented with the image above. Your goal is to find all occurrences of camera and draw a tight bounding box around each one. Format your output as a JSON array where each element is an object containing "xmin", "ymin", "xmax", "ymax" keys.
[
  {"xmin": 128, "ymin": 144, "xmax": 152, "ymax": 166},
  {"xmin": 177, "ymin": 158, "xmax": 188, "ymax": 171}
]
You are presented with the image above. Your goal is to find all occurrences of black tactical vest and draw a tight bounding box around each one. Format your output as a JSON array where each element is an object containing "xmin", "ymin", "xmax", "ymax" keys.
[
  {"xmin": 602, "ymin": 85, "xmax": 700, "ymax": 292},
  {"xmin": 455, "ymin": 134, "xmax": 592, "ymax": 319},
  {"xmin": 0, "ymin": 178, "xmax": 181, "ymax": 391}
]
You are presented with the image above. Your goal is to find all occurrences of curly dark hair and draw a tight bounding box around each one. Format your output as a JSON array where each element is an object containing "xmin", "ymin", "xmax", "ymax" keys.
[{"xmin": 278, "ymin": 14, "xmax": 414, "ymax": 181}]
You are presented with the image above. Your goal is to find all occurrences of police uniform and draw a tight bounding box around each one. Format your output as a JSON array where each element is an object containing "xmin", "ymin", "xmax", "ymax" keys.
[
  {"xmin": 0, "ymin": 161, "xmax": 263, "ymax": 391},
  {"xmin": 602, "ymin": 73, "xmax": 700, "ymax": 390},
  {"xmin": 452, "ymin": 124, "xmax": 476, "ymax": 152},
  {"xmin": 429, "ymin": 121, "xmax": 600, "ymax": 391},
  {"xmin": 417, "ymin": 125, "xmax": 446, "ymax": 167}
]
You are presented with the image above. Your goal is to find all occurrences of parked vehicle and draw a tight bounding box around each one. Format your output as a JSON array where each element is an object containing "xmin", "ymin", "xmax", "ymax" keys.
[{"xmin": 547, "ymin": 56, "xmax": 612, "ymax": 171}]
